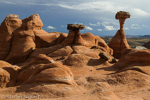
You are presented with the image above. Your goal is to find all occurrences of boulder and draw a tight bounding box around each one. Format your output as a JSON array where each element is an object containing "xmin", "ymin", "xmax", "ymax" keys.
[
  {"xmin": 0, "ymin": 14, "xmax": 22, "ymax": 60},
  {"xmin": 99, "ymin": 52, "xmax": 110, "ymax": 60}
]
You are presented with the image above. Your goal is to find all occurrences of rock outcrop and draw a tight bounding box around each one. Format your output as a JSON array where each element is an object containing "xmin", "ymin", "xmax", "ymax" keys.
[
  {"xmin": 5, "ymin": 14, "xmax": 60, "ymax": 64},
  {"xmin": 109, "ymin": 11, "xmax": 130, "ymax": 59},
  {"xmin": 17, "ymin": 54, "xmax": 76, "ymax": 85},
  {"xmin": 113, "ymin": 49, "xmax": 150, "ymax": 71},
  {"xmin": 0, "ymin": 12, "xmax": 150, "ymax": 100},
  {"xmin": 62, "ymin": 24, "xmax": 85, "ymax": 46},
  {"xmin": 0, "ymin": 14, "xmax": 22, "ymax": 60}
]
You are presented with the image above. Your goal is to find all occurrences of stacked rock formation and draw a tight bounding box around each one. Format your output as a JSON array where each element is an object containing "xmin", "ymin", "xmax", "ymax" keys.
[
  {"xmin": 62, "ymin": 24, "xmax": 85, "ymax": 46},
  {"xmin": 108, "ymin": 11, "xmax": 130, "ymax": 59}
]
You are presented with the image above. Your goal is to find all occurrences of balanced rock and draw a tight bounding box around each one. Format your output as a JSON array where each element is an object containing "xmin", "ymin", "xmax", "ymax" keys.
[
  {"xmin": 115, "ymin": 11, "xmax": 130, "ymax": 19},
  {"xmin": 67, "ymin": 24, "xmax": 85, "ymax": 31},
  {"xmin": 62, "ymin": 24, "xmax": 85, "ymax": 46},
  {"xmin": 109, "ymin": 11, "xmax": 130, "ymax": 59}
]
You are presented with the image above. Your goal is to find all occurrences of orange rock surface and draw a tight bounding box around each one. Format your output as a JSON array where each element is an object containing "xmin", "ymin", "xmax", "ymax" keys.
[{"xmin": 0, "ymin": 13, "xmax": 150, "ymax": 100}]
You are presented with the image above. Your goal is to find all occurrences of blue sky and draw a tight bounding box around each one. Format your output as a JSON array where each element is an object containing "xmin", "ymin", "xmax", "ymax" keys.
[{"xmin": 0, "ymin": 0, "xmax": 150, "ymax": 36}]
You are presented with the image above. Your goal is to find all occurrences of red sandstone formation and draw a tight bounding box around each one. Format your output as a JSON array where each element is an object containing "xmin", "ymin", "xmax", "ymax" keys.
[
  {"xmin": 109, "ymin": 11, "xmax": 130, "ymax": 59},
  {"xmin": 0, "ymin": 15, "xmax": 22, "ymax": 60},
  {"xmin": 5, "ymin": 14, "xmax": 60, "ymax": 64},
  {"xmin": 62, "ymin": 24, "xmax": 85, "ymax": 46},
  {"xmin": 0, "ymin": 13, "xmax": 150, "ymax": 100}
]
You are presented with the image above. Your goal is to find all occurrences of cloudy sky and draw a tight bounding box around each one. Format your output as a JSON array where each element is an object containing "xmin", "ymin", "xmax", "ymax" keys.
[{"xmin": 0, "ymin": 0, "xmax": 150, "ymax": 36}]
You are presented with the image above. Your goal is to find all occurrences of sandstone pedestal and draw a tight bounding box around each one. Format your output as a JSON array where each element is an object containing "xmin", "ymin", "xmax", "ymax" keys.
[{"xmin": 109, "ymin": 11, "xmax": 130, "ymax": 59}]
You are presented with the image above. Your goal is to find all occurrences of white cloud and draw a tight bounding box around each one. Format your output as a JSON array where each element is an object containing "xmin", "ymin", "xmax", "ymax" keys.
[
  {"xmin": 131, "ymin": 8, "xmax": 150, "ymax": 17},
  {"xmin": 47, "ymin": 26, "xmax": 56, "ymax": 29},
  {"xmin": 101, "ymin": 22, "xmax": 118, "ymax": 26},
  {"xmin": 101, "ymin": 21, "xmax": 118, "ymax": 31},
  {"xmin": 2, "ymin": 1, "xmax": 16, "ymax": 4},
  {"xmin": 124, "ymin": 27, "xmax": 129, "ymax": 30},
  {"xmin": 104, "ymin": 26, "xmax": 116, "ymax": 31},
  {"xmin": 142, "ymin": 25, "xmax": 150, "ymax": 28},
  {"xmin": 57, "ymin": 1, "xmax": 126, "ymax": 13},
  {"xmin": 131, "ymin": 24, "xmax": 140, "ymax": 29},
  {"xmin": 89, "ymin": 22, "xmax": 101, "ymax": 26},
  {"xmin": 89, "ymin": 23, "xmax": 97, "ymax": 26},
  {"xmin": 85, "ymin": 26, "xmax": 93, "ymax": 31},
  {"xmin": 97, "ymin": 29, "xmax": 102, "ymax": 31}
]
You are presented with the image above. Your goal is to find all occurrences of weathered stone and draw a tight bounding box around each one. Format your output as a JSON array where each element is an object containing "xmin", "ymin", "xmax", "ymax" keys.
[
  {"xmin": 115, "ymin": 11, "xmax": 130, "ymax": 19},
  {"xmin": 0, "ymin": 14, "xmax": 22, "ymax": 60},
  {"xmin": 99, "ymin": 52, "xmax": 110, "ymax": 60},
  {"xmin": 67, "ymin": 24, "xmax": 85, "ymax": 30},
  {"xmin": 109, "ymin": 11, "xmax": 130, "ymax": 59}
]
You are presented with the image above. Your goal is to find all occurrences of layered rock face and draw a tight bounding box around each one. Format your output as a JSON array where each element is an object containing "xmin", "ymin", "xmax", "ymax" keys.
[
  {"xmin": 5, "ymin": 14, "xmax": 60, "ymax": 64},
  {"xmin": 109, "ymin": 11, "xmax": 130, "ymax": 59}
]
